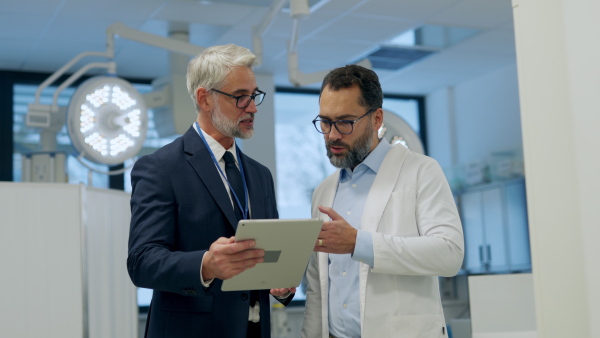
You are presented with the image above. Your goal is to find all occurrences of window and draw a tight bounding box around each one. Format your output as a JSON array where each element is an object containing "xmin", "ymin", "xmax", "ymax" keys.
[{"xmin": 13, "ymin": 84, "xmax": 110, "ymax": 187}]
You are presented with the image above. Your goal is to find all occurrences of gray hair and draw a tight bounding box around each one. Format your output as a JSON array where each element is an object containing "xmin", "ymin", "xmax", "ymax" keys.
[{"xmin": 186, "ymin": 44, "xmax": 256, "ymax": 111}]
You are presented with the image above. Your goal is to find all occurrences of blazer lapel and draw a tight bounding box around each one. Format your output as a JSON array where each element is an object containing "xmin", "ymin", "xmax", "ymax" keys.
[
  {"xmin": 361, "ymin": 145, "xmax": 409, "ymax": 233},
  {"xmin": 316, "ymin": 170, "xmax": 340, "ymax": 216},
  {"xmin": 183, "ymin": 127, "xmax": 239, "ymax": 229},
  {"xmin": 239, "ymin": 151, "xmax": 265, "ymax": 220}
]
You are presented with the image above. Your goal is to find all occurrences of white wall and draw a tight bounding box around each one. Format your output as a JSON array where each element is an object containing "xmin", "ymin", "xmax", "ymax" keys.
[
  {"xmin": 512, "ymin": 0, "xmax": 600, "ymax": 337},
  {"xmin": 426, "ymin": 63, "xmax": 522, "ymax": 170}
]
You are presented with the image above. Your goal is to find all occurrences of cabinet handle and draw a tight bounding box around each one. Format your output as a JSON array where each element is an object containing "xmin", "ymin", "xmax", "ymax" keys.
[{"xmin": 487, "ymin": 244, "xmax": 492, "ymax": 263}]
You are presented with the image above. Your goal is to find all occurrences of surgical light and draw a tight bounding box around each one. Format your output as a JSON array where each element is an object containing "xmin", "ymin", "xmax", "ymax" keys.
[{"xmin": 67, "ymin": 76, "xmax": 148, "ymax": 165}]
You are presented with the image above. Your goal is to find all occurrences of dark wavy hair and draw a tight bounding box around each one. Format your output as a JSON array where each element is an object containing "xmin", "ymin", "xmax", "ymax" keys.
[{"xmin": 320, "ymin": 64, "xmax": 383, "ymax": 110}]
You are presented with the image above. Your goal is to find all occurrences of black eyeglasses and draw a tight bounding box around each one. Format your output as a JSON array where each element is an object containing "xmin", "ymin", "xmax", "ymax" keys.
[
  {"xmin": 211, "ymin": 88, "xmax": 266, "ymax": 108},
  {"xmin": 312, "ymin": 108, "xmax": 377, "ymax": 135}
]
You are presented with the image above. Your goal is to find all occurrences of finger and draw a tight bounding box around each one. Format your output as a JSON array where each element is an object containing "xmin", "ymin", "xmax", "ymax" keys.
[
  {"xmin": 222, "ymin": 239, "xmax": 257, "ymax": 254},
  {"xmin": 214, "ymin": 237, "xmax": 232, "ymax": 245},
  {"xmin": 270, "ymin": 288, "xmax": 285, "ymax": 295},
  {"xmin": 228, "ymin": 255, "xmax": 264, "ymax": 275},
  {"xmin": 270, "ymin": 287, "xmax": 297, "ymax": 296},
  {"xmin": 233, "ymin": 248, "xmax": 265, "ymax": 264},
  {"xmin": 211, "ymin": 248, "xmax": 263, "ymax": 270},
  {"xmin": 318, "ymin": 205, "xmax": 342, "ymax": 221}
]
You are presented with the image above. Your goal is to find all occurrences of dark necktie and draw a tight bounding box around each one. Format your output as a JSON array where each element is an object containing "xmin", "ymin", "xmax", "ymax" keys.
[
  {"xmin": 222, "ymin": 151, "xmax": 246, "ymax": 219},
  {"xmin": 222, "ymin": 151, "xmax": 260, "ymax": 324}
]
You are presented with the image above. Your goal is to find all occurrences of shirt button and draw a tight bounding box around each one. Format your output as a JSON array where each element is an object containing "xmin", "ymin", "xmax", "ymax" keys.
[
  {"xmin": 343, "ymin": 304, "xmax": 348, "ymax": 309},
  {"xmin": 342, "ymin": 272, "xmax": 347, "ymax": 277},
  {"xmin": 346, "ymin": 211, "xmax": 351, "ymax": 215},
  {"xmin": 352, "ymin": 184, "xmax": 357, "ymax": 188}
]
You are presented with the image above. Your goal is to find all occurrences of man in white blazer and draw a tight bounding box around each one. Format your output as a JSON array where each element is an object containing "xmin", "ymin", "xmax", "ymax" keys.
[{"xmin": 301, "ymin": 65, "xmax": 464, "ymax": 338}]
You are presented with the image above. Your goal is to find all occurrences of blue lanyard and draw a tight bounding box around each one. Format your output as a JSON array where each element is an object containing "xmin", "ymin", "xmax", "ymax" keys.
[{"xmin": 195, "ymin": 122, "xmax": 249, "ymax": 219}]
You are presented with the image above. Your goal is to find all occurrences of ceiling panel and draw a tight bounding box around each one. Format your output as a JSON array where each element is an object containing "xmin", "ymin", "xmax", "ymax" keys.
[
  {"xmin": 207, "ymin": 0, "xmax": 274, "ymax": 6},
  {"xmin": 296, "ymin": 38, "xmax": 375, "ymax": 64},
  {"xmin": 42, "ymin": 19, "xmax": 113, "ymax": 47},
  {"xmin": 380, "ymin": 68, "xmax": 475, "ymax": 94},
  {"xmin": 0, "ymin": 0, "xmax": 518, "ymax": 95},
  {"xmin": 316, "ymin": 0, "xmax": 365, "ymax": 14},
  {"xmin": 58, "ymin": 0, "xmax": 161, "ymax": 22},
  {"xmin": 154, "ymin": 1, "xmax": 258, "ymax": 26},
  {"xmin": 0, "ymin": 13, "xmax": 50, "ymax": 40},
  {"xmin": 310, "ymin": 14, "xmax": 415, "ymax": 43},
  {"xmin": 189, "ymin": 23, "xmax": 231, "ymax": 47},
  {"xmin": 449, "ymin": 26, "xmax": 516, "ymax": 57},
  {"xmin": 0, "ymin": 40, "xmax": 38, "ymax": 70},
  {"xmin": 427, "ymin": 0, "xmax": 513, "ymax": 29},
  {"xmin": 1, "ymin": 0, "xmax": 65, "ymax": 15},
  {"xmin": 256, "ymin": 35, "xmax": 291, "ymax": 66},
  {"xmin": 415, "ymin": 51, "xmax": 514, "ymax": 78},
  {"xmin": 266, "ymin": 10, "xmax": 339, "ymax": 39},
  {"xmin": 353, "ymin": 0, "xmax": 462, "ymax": 21}
]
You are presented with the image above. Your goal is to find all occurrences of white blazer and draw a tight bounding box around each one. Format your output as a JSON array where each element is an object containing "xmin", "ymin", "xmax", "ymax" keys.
[{"xmin": 301, "ymin": 144, "xmax": 464, "ymax": 338}]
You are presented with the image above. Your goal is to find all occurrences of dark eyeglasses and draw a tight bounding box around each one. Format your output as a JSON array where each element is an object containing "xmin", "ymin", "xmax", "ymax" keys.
[
  {"xmin": 211, "ymin": 88, "xmax": 266, "ymax": 108},
  {"xmin": 312, "ymin": 108, "xmax": 377, "ymax": 135}
]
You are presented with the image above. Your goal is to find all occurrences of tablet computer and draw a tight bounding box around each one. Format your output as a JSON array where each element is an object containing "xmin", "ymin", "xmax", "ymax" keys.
[{"xmin": 221, "ymin": 218, "xmax": 322, "ymax": 292}]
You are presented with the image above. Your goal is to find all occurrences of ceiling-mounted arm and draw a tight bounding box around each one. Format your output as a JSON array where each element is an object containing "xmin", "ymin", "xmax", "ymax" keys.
[
  {"xmin": 32, "ymin": 22, "xmax": 205, "ymax": 112},
  {"xmin": 33, "ymin": 51, "xmax": 113, "ymax": 106},
  {"xmin": 253, "ymin": 0, "xmax": 287, "ymax": 67},
  {"xmin": 106, "ymin": 22, "xmax": 205, "ymax": 57},
  {"xmin": 51, "ymin": 62, "xmax": 115, "ymax": 112},
  {"xmin": 287, "ymin": 15, "xmax": 329, "ymax": 87},
  {"xmin": 286, "ymin": 0, "xmax": 372, "ymax": 87}
]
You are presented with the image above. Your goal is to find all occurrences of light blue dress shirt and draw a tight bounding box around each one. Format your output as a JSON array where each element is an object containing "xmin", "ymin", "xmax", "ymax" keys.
[{"xmin": 328, "ymin": 138, "xmax": 392, "ymax": 338}]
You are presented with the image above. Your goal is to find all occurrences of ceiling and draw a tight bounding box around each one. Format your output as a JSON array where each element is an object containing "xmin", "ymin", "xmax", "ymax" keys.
[{"xmin": 0, "ymin": 0, "xmax": 516, "ymax": 95}]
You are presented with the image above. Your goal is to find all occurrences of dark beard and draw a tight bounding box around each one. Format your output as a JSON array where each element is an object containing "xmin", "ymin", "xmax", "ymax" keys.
[{"xmin": 326, "ymin": 126, "xmax": 374, "ymax": 169}]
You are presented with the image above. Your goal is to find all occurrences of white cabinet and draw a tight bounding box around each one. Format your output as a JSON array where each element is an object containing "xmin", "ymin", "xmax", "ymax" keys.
[
  {"xmin": 0, "ymin": 183, "xmax": 137, "ymax": 338},
  {"xmin": 459, "ymin": 178, "xmax": 531, "ymax": 274}
]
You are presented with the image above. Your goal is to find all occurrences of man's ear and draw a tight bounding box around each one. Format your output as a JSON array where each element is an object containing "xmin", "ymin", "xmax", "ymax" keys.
[
  {"xmin": 373, "ymin": 108, "xmax": 384, "ymax": 131},
  {"xmin": 196, "ymin": 87, "xmax": 212, "ymax": 112}
]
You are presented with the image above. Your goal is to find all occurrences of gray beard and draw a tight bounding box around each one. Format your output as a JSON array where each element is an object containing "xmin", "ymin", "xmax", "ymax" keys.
[
  {"xmin": 211, "ymin": 104, "xmax": 254, "ymax": 139},
  {"xmin": 327, "ymin": 126, "xmax": 374, "ymax": 169}
]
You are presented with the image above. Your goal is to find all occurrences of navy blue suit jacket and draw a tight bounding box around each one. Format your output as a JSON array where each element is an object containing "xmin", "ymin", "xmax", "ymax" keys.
[{"xmin": 127, "ymin": 126, "xmax": 284, "ymax": 338}]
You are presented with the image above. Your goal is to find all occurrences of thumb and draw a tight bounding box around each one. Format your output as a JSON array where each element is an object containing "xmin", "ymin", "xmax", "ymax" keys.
[{"xmin": 318, "ymin": 205, "xmax": 341, "ymax": 220}]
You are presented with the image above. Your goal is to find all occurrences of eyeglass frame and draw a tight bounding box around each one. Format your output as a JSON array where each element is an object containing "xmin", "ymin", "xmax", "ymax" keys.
[
  {"xmin": 210, "ymin": 88, "xmax": 266, "ymax": 108},
  {"xmin": 312, "ymin": 108, "xmax": 378, "ymax": 135}
]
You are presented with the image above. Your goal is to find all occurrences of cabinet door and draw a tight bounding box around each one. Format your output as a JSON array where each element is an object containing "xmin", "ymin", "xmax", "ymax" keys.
[
  {"xmin": 460, "ymin": 191, "xmax": 486, "ymax": 273},
  {"xmin": 482, "ymin": 187, "xmax": 509, "ymax": 272},
  {"xmin": 505, "ymin": 182, "xmax": 531, "ymax": 271}
]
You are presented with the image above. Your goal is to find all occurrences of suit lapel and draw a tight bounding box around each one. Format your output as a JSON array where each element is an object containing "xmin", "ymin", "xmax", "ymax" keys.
[
  {"xmin": 240, "ymin": 153, "xmax": 264, "ymax": 220},
  {"xmin": 183, "ymin": 127, "xmax": 239, "ymax": 230}
]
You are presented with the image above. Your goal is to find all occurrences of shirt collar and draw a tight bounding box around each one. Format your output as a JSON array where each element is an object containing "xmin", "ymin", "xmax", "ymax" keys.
[
  {"xmin": 340, "ymin": 138, "xmax": 391, "ymax": 179},
  {"xmin": 193, "ymin": 123, "xmax": 238, "ymax": 163}
]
